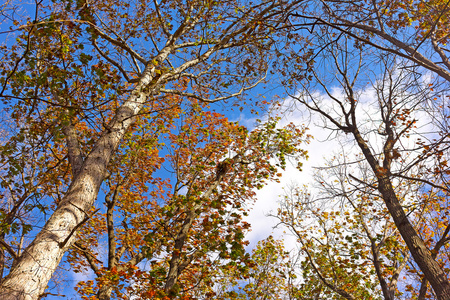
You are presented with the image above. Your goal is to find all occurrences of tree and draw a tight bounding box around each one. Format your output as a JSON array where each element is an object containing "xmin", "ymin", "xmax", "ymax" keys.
[
  {"xmin": 213, "ymin": 236, "xmax": 299, "ymax": 300},
  {"xmin": 277, "ymin": 169, "xmax": 410, "ymax": 299},
  {"xmin": 67, "ymin": 104, "xmax": 308, "ymax": 299},
  {"xmin": 0, "ymin": 0, "xmax": 306, "ymax": 298},
  {"xmin": 279, "ymin": 34, "xmax": 450, "ymax": 299}
]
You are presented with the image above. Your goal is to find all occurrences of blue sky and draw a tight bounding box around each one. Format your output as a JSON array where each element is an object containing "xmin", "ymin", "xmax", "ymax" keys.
[{"xmin": 2, "ymin": 1, "xmax": 448, "ymax": 299}]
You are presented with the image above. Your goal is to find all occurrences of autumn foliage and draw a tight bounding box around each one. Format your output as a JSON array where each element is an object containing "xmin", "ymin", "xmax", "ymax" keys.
[{"xmin": 1, "ymin": 0, "xmax": 450, "ymax": 299}]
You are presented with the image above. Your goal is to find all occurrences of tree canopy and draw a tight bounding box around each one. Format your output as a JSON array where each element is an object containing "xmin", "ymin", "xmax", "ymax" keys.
[{"xmin": 1, "ymin": 0, "xmax": 450, "ymax": 299}]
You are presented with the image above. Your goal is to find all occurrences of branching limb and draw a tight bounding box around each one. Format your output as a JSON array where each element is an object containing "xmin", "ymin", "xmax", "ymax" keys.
[
  {"xmin": 159, "ymin": 73, "xmax": 266, "ymax": 103},
  {"xmin": 92, "ymin": 40, "xmax": 139, "ymax": 83},
  {"xmin": 0, "ymin": 240, "xmax": 17, "ymax": 261},
  {"xmin": 73, "ymin": 241, "xmax": 102, "ymax": 276}
]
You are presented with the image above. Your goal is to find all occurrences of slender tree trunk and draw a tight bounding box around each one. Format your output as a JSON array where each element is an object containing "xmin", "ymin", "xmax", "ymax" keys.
[
  {"xmin": 164, "ymin": 174, "xmax": 223, "ymax": 293},
  {"xmin": 369, "ymin": 239, "xmax": 393, "ymax": 300}
]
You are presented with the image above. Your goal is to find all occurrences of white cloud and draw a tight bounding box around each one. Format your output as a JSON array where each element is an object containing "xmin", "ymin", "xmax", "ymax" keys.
[{"xmin": 243, "ymin": 95, "xmax": 342, "ymax": 251}]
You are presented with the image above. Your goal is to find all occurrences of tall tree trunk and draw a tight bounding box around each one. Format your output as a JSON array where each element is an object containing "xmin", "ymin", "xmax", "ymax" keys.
[
  {"xmin": 353, "ymin": 130, "xmax": 450, "ymax": 300},
  {"xmin": 377, "ymin": 178, "xmax": 450, "ymax": 300},
  {"xmin": 0, "ymin": 62, "xmax": 161, "ymax": 300}
]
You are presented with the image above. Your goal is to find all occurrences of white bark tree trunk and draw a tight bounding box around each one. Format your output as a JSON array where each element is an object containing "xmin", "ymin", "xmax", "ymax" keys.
[{"xmin": 0, "ymin": 61, "xmax": 162, "ymax": 299}]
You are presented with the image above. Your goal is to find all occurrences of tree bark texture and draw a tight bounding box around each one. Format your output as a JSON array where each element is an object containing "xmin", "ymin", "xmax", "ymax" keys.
[{"xmin": 353, "ymin": 130, "xmax": 450, "ymax": 300}]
